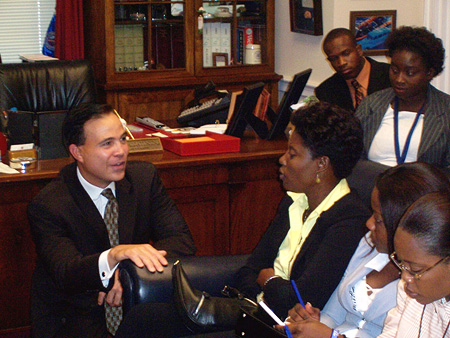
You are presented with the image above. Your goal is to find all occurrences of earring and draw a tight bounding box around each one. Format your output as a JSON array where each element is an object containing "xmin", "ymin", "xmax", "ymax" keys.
[{"xmin": 315, "ymin": 173, "xmax": 321, "ymax": 184}]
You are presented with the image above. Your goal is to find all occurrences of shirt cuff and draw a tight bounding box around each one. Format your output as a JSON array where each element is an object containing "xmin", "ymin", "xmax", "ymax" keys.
[{"xmin": 99, "ymin": 249, "xmax": 119, "ymax": 288}]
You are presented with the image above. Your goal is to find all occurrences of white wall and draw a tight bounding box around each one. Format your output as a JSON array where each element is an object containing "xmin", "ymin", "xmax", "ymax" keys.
[{"xmin": 275, "ymin": 0, "xmax": 424, "ymax": 96}]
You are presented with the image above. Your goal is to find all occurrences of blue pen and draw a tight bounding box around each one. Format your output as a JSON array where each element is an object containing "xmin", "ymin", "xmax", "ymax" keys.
[
  {"xmin": 284, "ymin": 324, "xmax": 294, "ymax": 338},
  {"xmin": 291, "ymin": 280, "xmax": 306, "ymax": 308}
]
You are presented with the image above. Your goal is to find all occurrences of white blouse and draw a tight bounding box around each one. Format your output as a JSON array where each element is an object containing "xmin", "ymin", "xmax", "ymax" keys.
[{"xmin": 368, "ymin": 105, "xmax": 423, "ymax": 167}]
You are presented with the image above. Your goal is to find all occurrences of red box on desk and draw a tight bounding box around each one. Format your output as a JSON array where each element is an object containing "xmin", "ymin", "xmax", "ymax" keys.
[{"xmin": 160, "ymin": 131, "xmax": 240, "ymax": 156}]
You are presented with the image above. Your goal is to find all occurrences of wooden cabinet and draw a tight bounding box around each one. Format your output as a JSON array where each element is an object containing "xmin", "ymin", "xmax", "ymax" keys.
[
  {"xmin": 82, "ymin": 0, "xmax": 281, "ymax": 123},
  {"xmin": 0, "ymin": 136, "xmax": 286, "ymax": 334}
]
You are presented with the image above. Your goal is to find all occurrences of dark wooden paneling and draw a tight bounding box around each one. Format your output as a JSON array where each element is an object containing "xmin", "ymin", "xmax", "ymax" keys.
[
  {"xmin": 229, "ymin": 179, "xmax": 284, "ymax": 254},
  {"xmin": 169, "ymin": 184, "xmax": 229, "ymax": 256}
]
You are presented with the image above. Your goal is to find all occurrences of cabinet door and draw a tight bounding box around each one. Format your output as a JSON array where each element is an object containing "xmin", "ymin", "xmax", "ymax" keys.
[
  {"xmin": 195, "ymin": 0, "xmax": 274, "ymax": 77},
  {"xmin": 167, "ymin": 184, "xmax": 230, "ymax": 256},
  {"xmin": 109, "ymin": 1, "xmax": 195, "ymax": 81}
]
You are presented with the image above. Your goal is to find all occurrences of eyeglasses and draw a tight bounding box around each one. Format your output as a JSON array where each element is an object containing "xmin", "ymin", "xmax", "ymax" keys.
[{"xmin": 390, "ymin": 251, "xmax": 449, "ymax": 281}]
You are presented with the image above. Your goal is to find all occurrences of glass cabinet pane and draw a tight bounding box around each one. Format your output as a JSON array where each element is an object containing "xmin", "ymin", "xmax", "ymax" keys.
[
  {"xmin": 237, "ymin": 1, "xmax": 266, "ymax": 65},
  {"xmin": 201, "ymin": 0, "xmax": 266, "ymax": 68},
  {"xmin": 114, "ymin": 1, "xmax": 186, "ymax": 72}
]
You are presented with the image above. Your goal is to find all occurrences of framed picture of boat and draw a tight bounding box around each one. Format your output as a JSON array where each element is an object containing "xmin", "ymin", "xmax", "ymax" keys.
[
  {"xmin": 290, "ymin": 0, "xmax": 323, "ymax": 36},
  {"xmin": 350, "ymin": 10, "xmax": 396, "ymax": 56}
]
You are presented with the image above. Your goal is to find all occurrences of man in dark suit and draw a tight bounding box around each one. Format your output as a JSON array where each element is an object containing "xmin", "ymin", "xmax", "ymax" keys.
[
  {"xmin": 315, "ymin": 28, "xmax": 390, "ymax": 112},
  {"xmin": 28, "ymin": 104, "xmax": 196, "ymax": 338}
]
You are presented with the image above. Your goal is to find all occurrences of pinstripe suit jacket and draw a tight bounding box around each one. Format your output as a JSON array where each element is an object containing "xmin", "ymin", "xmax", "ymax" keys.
[{"xmin": 355, "ymin": 85, "xmax": 450, "ymax": 168}]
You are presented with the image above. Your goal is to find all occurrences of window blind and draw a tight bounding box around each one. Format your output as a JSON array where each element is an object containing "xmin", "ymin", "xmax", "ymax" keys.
[{"xmin": 0, "ymin": 0, "xmax": 56, "ymax": 63}]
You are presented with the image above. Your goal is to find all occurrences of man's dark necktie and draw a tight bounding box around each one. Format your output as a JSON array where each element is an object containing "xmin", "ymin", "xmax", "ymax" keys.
[
  {"xmin": 101, "ymin": 188, "xmax": 122, "ymax": 336},
  {"xmin": 351, "ymin": 79, "xmax": 363, "ymax": 109}
]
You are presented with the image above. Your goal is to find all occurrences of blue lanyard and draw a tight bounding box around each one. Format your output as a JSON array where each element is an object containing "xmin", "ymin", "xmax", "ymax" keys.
[{"xmin": 393, "ymin": 96, "xmax": 425, "ymax": 164}]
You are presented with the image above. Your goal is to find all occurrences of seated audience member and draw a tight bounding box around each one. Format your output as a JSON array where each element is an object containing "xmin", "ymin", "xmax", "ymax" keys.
[
  {"xmin": 356, "ymin": 26, "xmax": 450, "ymax": 168},
  {"xmin": 115, "ymin": 101, "xmax": 370, "ymax": 337},
  {"xmin": 235, "ymin": 101, "xmax": 368, "ymax": 316},
  {"xmin": 28, "ymin": 104, "xmax": 196, "ymax": 338},
  {"xmin": 315, "ymin": 28, "xmax": 390, "ymax": 112},
  {"xmin": 379, "ymin": 191, "xmax": 450, "ymax": 337},
  {"xmin": 278, "ymin": 162, "xmax": 450, "ymax": 338}
]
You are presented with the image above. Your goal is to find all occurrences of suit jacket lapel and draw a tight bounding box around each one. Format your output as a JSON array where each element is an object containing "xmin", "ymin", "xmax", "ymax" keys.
[
  {"xmin": 418, "ymin": 85, "xmax": 444, "ymax": 158},
  {"xmin": 62, "ymin": 163, "xmax": 111, "ymax": 249},
  {"xmin": 335, "ymin": 76, "xmax": 354, "ymax": 111},
  {"xmin": 290, "ymin": 215, "xmax": 325, "ymax": 274},
  {"xmin": 364, "ymin": 89, "xmax": 395, "ymax": 155},
  {"xmin": 62, "ymin": 162, "xmax": 138, "ymax": 247}
]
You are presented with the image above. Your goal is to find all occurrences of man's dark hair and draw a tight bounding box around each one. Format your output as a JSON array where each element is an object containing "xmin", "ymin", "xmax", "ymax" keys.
[
  {"xmin": 323, "ymin": 28, "xmax": 357, "ymax": 51},
  {"xmin": 62, "ymin": 103, "xmax": 115, "ymax": 150},
  {"xmin": 291, "ymin": 101, "xmax": 363, "ymax": 179},
  {"xmin": 386, "ymin": 26, "xmax": 445, "ymax": 76}
]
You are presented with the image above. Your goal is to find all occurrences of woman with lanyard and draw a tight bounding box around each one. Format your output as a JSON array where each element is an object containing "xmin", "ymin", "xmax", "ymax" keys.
[{"xmin": 355, "ymin": 26, "xmax": 450, "ymax": 168}]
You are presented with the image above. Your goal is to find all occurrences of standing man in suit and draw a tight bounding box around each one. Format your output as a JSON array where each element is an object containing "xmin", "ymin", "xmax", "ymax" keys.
[
  {"xmin": 315, "ymin": 28, "xmax": 391, "ymax": 112},
  {"xmin": 28, "ymin": 103, "xmax": 196, "ymax": 338}
]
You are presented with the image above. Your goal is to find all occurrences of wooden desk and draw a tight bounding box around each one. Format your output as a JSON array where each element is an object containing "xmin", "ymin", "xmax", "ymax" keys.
[{"xmin": 0, "ymin": 135, "xmax": 286, "ymax": 334}]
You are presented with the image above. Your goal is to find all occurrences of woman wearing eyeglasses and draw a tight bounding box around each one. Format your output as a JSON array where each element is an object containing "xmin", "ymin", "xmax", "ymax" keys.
[
  {"xmin": 279, "ymin": 162, "xmax": 450, "ymax": 338},
  {"xmin": 379, "ymin": 192, "xmax": 450, "ymax": 338}
]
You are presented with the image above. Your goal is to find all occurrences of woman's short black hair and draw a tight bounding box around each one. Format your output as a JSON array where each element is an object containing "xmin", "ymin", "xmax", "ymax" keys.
[
  {"xmin": 376, "ymin": 162, "xmax": 450, "ymax": 253},
  {"xmin": 386, "ymin": 26, "xmax": 445, "ymax": 76},
  {"xmin": 290, "ymin": 101, "xmax": 363, "ymax": 179},
  {"xmin": 62, "ymin": 103, "xmax": 115, "ymax": 151},
  {"xmin": 398, "ymin": 192, "xmax": 450, "ymax": 258}
]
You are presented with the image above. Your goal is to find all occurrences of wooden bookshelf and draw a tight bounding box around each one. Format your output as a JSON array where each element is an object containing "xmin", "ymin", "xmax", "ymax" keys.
[{"xmin": 82, "ymin": 0, "xmax": 281, "ymax": 123}]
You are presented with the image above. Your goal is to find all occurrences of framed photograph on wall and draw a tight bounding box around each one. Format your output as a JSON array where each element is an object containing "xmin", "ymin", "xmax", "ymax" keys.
[
  {"xmin": 350, "ymin": 10, "xmax": 397, "ymax": 56},
  {"xmin": 289, "ymin": 0, "xmax": 323, "ymax": 36}
]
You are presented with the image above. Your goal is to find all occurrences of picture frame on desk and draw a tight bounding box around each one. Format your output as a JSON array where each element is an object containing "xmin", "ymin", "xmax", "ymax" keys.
[
  {"xmin": 349, "ymin": 10, "xmax": 396, "ymax": 56},
  {"xmin": 225, "ymin": 82, "xmax": 265, "ymax": 138},
  {"xmin": 289, "ymin": 0, "xmax": 323, "ymax": 36},
  {"xmin": 212, "ymin": 52, "xmax": 228, "ymax": 67}
]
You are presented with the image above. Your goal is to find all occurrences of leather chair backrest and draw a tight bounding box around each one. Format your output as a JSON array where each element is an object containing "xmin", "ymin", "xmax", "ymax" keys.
[
  {"xmin": 347, "ymin": 160, "xmax": 450, "ymax": 210},
  {"xmin": 0, "ymin": 59, "xmax": 97, "ymax": 158},
  {"xmin": 0, "ymin": 59, "xmax": 96, "ymax": 113},
  {"xmin": 347, "ymin": 159, "xmax": 389, "ymax": 210}
]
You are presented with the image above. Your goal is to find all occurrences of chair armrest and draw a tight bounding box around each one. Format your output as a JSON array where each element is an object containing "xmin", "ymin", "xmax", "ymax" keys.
[{"xmin": 119, "ymin": 254, "xmax": 249, "ymax": 314}]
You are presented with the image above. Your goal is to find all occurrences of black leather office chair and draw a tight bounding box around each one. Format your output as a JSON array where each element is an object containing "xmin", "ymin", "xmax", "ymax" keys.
[
  {"xmin": 0, "ymin": 59, "xmax": 96, "ymax": 159},
  {"xmin": 119, "ymin": 254, "xmax": 250, "ymax": 314},
  {"xmin": 119, "ymin": 254, "xmax": 248, "ymax": 337}
]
